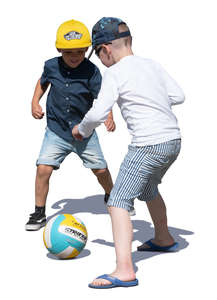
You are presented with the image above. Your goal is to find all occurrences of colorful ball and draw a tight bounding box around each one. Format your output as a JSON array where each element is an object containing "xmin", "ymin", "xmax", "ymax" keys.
[{"xmin": 43, "ymin": 214, "xmax": 88, "ymax": 259}]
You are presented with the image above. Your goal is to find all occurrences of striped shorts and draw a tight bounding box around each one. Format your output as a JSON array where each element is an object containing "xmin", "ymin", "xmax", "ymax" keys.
[{"xmin": 107, "ymin": 139, "xmax": 181, "ymax": 211}]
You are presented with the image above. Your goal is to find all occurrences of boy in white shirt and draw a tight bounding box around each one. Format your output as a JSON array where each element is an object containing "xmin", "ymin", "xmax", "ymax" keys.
[{"xmin": 72, "ymin": 17, "xmax": 185, "ymax": 289}]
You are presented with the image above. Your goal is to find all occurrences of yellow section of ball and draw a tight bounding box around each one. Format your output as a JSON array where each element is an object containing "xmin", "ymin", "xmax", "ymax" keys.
[{"xmin": 61, "ymin": 214, "xmax": 87, "ymax": 236}]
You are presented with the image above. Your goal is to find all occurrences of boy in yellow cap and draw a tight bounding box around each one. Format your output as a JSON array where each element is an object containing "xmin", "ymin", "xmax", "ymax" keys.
[{"xmin": 25, "ymin": 19, "xmax": 115, "ymax": 231}]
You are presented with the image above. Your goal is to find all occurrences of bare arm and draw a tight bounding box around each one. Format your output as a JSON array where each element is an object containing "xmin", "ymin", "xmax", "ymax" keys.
[{"xmin": 31, "ymin": 79, "xmax": 49, "ymax": 119}]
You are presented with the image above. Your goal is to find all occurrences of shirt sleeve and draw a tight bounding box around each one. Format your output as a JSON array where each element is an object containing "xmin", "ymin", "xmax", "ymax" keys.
[
  {"xmin": 40, "ymin": 62, "xmax": 50, "ymax": 86},
  {"xmin": 88, "ymin": 66, "xmax": 102, "ymax": 99},
  {"xmin": 159, "ymin": 64, "xmax": 185, "ymax": 106},
  {"xmin": 78, "ymin": 70, "xmax": 119, "ymax": 137}
]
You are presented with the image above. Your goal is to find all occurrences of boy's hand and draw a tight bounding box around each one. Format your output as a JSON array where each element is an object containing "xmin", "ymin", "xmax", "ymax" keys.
[
  {"xmin": 104, "ymin": 117, "xmax": 116, "ymax": 132},
  {"xmin": 32, "ymin": 103, "xmax": 44, "ymax": 119},
  {"xmin": 72, "ymin": 125, "xmax": 83, "ymax": 141}
]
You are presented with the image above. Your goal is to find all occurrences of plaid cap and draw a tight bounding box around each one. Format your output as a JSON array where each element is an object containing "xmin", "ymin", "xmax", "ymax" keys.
[{"xmin": 92, "ymin": 17, "xmax": 131, "ymax": 48}]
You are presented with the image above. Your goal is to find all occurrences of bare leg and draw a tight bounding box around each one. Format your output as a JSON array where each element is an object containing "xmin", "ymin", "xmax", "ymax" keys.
[
  {"xmin": 35, "ymin": 165, "xmax": 53, "ymax": 207},
  {"xmin": 90, "ymin": 206, "xmax": 136, "ymax": 287},
  {"xmin": 139, "ymin": 192, "xmax": 175, "ymax": 249},
  {"xmin": 91, "ymin": 168, "xmax": 113, "ymax": 194}
]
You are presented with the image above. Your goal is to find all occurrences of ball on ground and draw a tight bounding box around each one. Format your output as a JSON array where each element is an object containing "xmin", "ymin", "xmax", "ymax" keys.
[{"xmin": 43, "ymin": 214, "xmax": 88, "ymax": 259}]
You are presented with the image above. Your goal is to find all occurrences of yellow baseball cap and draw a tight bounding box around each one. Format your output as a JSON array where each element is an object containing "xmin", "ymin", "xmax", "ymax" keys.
[{"xmin": 56, "ymin": 19, "xmax": 91, "ymax": 49}]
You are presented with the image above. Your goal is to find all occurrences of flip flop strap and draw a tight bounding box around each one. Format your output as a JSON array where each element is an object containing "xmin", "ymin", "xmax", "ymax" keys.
[
  {"xmin": 146, "ymin": 239, "xmax": 177, "ymax": 251},
  {"xmin": 96, "ymin": 274, "xmax": 123, "ymax": 285},
  {"xmin": 96, "ymin": 274, "xmax": 138, "ymax": 286}
]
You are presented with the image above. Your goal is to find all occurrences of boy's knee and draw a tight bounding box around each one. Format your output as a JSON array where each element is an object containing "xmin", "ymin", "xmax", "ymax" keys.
[
  {"xmin": 91, "ymin": 168, "xmax": 108, "ymax": 177},
  {"xmin": 37, "ymin": 164, "xmax": 53, "ymax": 178}
]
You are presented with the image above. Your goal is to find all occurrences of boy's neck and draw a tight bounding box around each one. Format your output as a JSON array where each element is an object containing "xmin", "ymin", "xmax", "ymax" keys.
[{"xmin": 112, "ymin": 48, "xmax": 134, "ymax": 64}]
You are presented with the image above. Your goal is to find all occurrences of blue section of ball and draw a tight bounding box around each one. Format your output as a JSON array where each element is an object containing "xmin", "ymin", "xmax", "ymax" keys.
[{"xmin": 48, "ymin": 214, "xmax": 85, "ymax": 254}]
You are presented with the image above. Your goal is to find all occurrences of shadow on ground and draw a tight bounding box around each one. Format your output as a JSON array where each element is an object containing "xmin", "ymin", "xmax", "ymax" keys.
[{"xmin": 47, "ymin": 194, "xmax": 194, "ymax": 271}]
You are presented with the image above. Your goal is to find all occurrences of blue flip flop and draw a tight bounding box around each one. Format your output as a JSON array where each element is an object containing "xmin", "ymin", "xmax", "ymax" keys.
[
  {"xmin": 137, "ymin": 239, "xmax": 179, "ymax": 252},
  {"xmin": 88, "ymin": 274, "xmax": 139, "ymax": 289}
]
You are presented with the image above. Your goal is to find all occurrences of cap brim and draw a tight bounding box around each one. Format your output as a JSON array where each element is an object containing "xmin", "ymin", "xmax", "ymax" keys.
[{"xmin": 87, "ymin": 48, "xmax": 95, "ymax": 59}]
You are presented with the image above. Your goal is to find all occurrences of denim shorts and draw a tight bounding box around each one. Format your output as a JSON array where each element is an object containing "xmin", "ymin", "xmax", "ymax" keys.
[
  {"xmin": 36, "ymin": 127, "xmax": 107, "ymax": 170},
  {"xmin": 107, "ymin": 139, "xmax": 181, "ymax": 211}
]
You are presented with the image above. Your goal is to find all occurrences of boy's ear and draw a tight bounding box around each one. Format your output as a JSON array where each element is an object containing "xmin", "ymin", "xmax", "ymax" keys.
[{"xmin": 103, "ymin": 46, "xmax": 110, "ymax": 56}]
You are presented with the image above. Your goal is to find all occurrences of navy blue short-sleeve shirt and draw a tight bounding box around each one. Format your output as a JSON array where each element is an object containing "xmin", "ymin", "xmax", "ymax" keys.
[{"xmin": 40, "ymin": 57, "xmax": 102, "ymax": 143}]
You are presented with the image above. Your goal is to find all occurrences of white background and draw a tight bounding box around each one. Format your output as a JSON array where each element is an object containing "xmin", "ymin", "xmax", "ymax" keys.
[{"xmin": 1, "ymin": 0, "xmax": 216, "ymax": 298}]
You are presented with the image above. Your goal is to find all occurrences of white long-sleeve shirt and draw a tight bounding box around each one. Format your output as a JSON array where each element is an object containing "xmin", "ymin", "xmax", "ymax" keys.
[{"xmin": 78, "ymin": 55, "xmax": 185, "ymax": 146}]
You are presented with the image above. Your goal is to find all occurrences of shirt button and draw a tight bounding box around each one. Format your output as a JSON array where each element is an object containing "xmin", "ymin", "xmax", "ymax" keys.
[
  {"xmin": 66, "ymin": 83, "xmax": 69, "ymax": 87},
  {"xmin": 68, "ymin": 121, "xmax": 72, "ymax": 125},
  {"xmin": 65, "ymin": 97, "xmax": 69, "ymax": 100},
  {"xmin": 67, "ymin": 109, "xmax": 70, "ymax": 112},
  {"xmin": 67, "ymin": 71, "xmax": 70, "ymax": 75}
]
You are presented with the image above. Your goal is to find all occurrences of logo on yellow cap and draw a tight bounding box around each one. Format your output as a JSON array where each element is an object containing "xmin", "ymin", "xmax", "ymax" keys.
[{"xmin": 64, "ymin": 31, "xmax": 83, "ymax": 41}]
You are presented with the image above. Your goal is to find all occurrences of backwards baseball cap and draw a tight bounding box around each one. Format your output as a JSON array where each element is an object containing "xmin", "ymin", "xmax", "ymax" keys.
[{"xmin": 88, "ymin": 17, "xmax": 131, "ymax": 59}]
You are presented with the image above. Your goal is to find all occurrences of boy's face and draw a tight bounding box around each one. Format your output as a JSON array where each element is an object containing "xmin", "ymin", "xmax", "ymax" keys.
[{"xmin": 59, "ymin": 48, "xmax": 88, "ymax": 68}]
